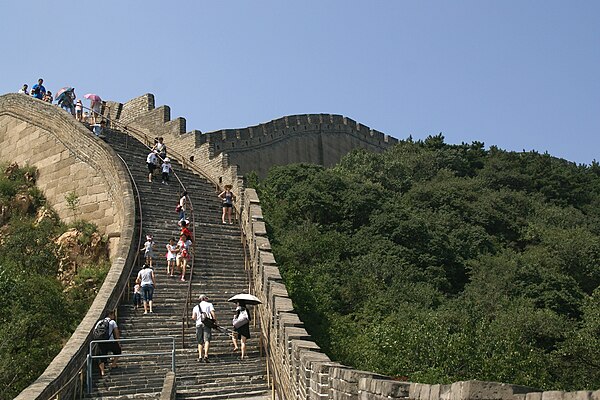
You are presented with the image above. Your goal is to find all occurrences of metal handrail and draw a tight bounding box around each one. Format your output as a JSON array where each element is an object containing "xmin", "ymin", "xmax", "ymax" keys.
[
  {"xmin": 86, "ymin": 336, "xmax": 176, "ymax": 395},
  {"xmin": 113, "ymin": 153, "xmax": 144, "ymax": 313},
  {"xmin": 37, "ymin": 129, "xmax": 145, "ymax": 400},
  {"xmin": 78, "ymin": 105, "xmax": 199, "ymax": 349}
]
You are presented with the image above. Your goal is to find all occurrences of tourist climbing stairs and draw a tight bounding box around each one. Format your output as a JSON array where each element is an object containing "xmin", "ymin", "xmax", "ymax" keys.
[{"xmin": 85, "ymin": 128, "xmax": 269, "ymax": 399}]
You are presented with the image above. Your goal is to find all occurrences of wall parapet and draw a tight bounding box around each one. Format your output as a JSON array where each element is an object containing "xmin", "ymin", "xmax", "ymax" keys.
[
  {"xmin": 107, "ymin": 93, "xmax": 399, "ymax": 179},
  {"xmin": 0, "ymin": 94, "xmax": 137, "ymax": 400}
]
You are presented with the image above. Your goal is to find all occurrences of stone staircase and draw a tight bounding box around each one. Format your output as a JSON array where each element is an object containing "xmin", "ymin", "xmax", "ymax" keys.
[{"xmin": 85, "ymin": 128, "xmax": 270, "ymax": 399}]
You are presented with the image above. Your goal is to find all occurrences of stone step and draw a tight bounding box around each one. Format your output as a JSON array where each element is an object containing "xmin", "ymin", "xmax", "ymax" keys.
[{"xmin": 94, "ymin": 128, "xmax": 268, "ymax": 399}]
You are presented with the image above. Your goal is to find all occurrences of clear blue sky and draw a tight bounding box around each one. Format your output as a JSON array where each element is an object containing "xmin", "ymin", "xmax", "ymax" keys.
[{"xmin": 1, "ymin": 1, "xmax": 598, "ymax": 164}]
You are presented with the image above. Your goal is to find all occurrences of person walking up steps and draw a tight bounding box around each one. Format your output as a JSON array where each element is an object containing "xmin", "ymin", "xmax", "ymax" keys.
[
  {"xmin": 192, "ymin": 294, "xmax": 216, "ymax": 362},
  {"xmin": 94, "ymin": 310, "xmax": 121, "ymax": 376},
  {"xmin": 132, "ymin": 279, "xmax": 142, "ymax": 310},
  {"xmin": 231, "ymin": 300, "xmax": 251, "ymax": 360},
  {"xmin": 137, "ymin": 264, "xmax": 156, "ymax": 314}
]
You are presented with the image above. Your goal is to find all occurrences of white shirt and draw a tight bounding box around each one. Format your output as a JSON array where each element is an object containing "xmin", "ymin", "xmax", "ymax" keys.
[
  {"xmin": 192, "ymin": 301, "xmax": 215, "ymax": 327},
  {"xmin": 166, "ymin": 243, "xmax": 176, "ymax": 260},
  {"xmin": 147, "ymin": 152, "xmax": 158, "ymax": 165},
  {"xmin": 137, "ymin": 267, "xmax": 154, "ymax": 286}
]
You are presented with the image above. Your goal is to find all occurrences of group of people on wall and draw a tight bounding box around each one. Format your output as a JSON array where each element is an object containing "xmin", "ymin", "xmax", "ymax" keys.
[
  {"xmin": 93, "ymin": 138, "xmax": 250, "ymax": 374},
  {"xmin": 18, "ymin": 78, "xmax": 105, "ymax": 134}
]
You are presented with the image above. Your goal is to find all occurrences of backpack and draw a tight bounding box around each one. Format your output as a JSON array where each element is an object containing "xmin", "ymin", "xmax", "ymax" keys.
[
  {"xmin": 199, "ymin": 305, "xmax": 215, "ymax": 328},
  {"xmin": 93, "ymin": 318, "xmax": 111, "ymax": 340}
]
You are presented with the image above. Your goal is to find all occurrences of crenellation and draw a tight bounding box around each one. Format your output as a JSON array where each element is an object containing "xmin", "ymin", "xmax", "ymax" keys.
[
  {"xmin": 165, "ymin": 116, "xmax": 186, "ymax": 135},
  {"xmin": 264, "ymin": 120, "xmax": 276, "ymax": 134},
  {"xmin": 238, "ymin": 127, "xmax": 252, "ymax": 141},
  {"xmin": 120, "ymin": 93, "xmax": 155, "ymax": 123},
  {"xmin": 273, "ymin": 117, "xmax": 287, "ymax": 131},
  {"xmin": 344, "ymin": 116, "xmax": 357, "ymax": 129}
]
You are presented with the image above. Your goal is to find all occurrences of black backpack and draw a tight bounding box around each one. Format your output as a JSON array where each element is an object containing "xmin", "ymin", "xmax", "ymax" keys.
[
  {"xmin": 93, "ymin": 318, "xmax": 110, "ymax": 340},
  {"xmin": 199, "ymin": 305, "xmax": 215, "ymax": 328}
]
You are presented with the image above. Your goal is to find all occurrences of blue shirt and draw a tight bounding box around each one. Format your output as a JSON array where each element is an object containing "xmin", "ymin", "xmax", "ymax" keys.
[{"xmin": 32, "ymin": 83, "xmax": 46, "ymax": 99}]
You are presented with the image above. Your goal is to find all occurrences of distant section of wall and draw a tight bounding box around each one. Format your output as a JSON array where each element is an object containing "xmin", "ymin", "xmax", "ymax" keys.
[
  {"xmin": 0, "ymin": 93, "xmax": 137, "ymax": 400},
  {"xmin": 201, "ymin": 114, "xmax": 398, "ymax": 176},
  {"xmin": 110, "ymin": 94, "xmax": 397, "ymax": 189}
]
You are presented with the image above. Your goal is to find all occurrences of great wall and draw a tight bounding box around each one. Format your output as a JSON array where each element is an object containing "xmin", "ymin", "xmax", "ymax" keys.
[{"xmin": 1, "ymin": 92, "xmax": 598, "ymax": 400}]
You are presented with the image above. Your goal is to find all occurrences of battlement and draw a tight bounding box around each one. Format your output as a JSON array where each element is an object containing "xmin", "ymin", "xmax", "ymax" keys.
[
  {"xmin": 108, "ymin": 93, "xmax": 399, "ymax": 177},
  {"xmin": 202, "ymin": 113, "xmax": 398, "ymax": 155}
]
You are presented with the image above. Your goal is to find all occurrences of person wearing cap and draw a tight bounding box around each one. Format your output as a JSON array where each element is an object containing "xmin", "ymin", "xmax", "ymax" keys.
[
  {"xmin": 192, "ymin": 294, "xmax": 216, "ymax": 362},
  {"xmin": 161, "ymin": 157, "xmax": 172, "ymax": 185},
  {"xmin": 136, "ymin": 263, "xmax": 156, "ymax": 314}
]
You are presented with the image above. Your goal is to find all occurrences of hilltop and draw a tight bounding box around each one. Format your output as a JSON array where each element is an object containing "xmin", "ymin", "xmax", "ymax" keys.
[{"xmin": 253, "ymin": 134, "xmax": 600, "ymax": 390}]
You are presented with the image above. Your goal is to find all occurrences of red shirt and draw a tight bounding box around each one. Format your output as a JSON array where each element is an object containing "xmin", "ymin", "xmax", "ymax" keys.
[{"xmin": 181, "ymin": 227, "xmax": 192, "ymax": 242}]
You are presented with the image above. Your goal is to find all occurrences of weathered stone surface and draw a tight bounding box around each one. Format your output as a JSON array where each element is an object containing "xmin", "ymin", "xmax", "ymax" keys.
[
  {"xmin": 543, "ymin": 392, "xmax": 565, "ymax": 400},
  {"xmin": 1, "ymin": 93, "xmax": 136, "ymax": 400}
]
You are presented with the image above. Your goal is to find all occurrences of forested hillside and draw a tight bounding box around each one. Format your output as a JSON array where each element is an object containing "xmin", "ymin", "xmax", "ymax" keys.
[
  {"xmin": 254, "ymin": 135, "xmax": 600, "ymax": 390},
  {"xmin": 0, "ymin": 164, "xmax": 109, "ymax": 399}
]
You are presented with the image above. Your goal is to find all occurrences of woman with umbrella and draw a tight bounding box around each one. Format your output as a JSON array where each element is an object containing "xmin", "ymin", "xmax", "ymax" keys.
[
  {"xmin": 56, "ymin": 87, "xmax": 76, "ymax": 115},
  {"xmin": 85, "ymin": 93, "xmax": 102, "ymax": 123},
  {"xmin": 229, "ymin": 293, "xmax": 260, "ymax": 360}
]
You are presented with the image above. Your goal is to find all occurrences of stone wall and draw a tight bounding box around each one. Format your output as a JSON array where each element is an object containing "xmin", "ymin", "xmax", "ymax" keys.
[
  {"xmin": 45, "ymin": 92, "xmax": 600, "ymax": 399},
  {"xmin": 201, "ymin": 113, "xmax": 398, "ymax": 176},
  {"xmin": 119, "ymin": 93, "xmax": 155, "ymax": 123},
  {"xmin": 0, "ymin": 93, "xmax": 137, "ymax": 400},
  {"xmin": 0, "ymin": 94, "xmax": 128, "ymax": 254},
  {"xmin": 106, "ymin": 94, "xmax": 397, "ymax": 188}
]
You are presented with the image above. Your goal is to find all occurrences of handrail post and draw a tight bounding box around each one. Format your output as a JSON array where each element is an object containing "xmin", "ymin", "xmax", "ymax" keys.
[
  {"xmin": 86, "ymin": 352, "xmax": 92, "ymax": 395},
  {"xmin": 171, "ymin": 337, "xmax": 176, "ymax": 374}
]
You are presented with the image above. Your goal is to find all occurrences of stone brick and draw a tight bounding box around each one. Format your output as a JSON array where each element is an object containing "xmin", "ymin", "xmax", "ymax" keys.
[
  {"xmin": 563, "ymin": 392, "xmax": 591, "ymax": 400},
  {"xmin": 543, "ymin": 392, "xmax": 565, "ymax": 400}
]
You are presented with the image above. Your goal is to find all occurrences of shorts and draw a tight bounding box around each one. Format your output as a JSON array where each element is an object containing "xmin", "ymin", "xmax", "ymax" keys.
[
  {"xmin": 98, "ymin": 341, "xmax": 121, "ymax": 361},
  {"xmin": 196, "ymin": 325, "xmax": 212, "ymax": 344},
  {"xmin": 167, "ymin": 255, "xmax": 176, "ymax": 262},
  {"xmin": 147, "ymin": 163, "xmax": 157, "ymax": 173},
  {"xmin": 235, "ymin": 323, "xmax": 251, "ymax": 339},
  {"xmin": 222, "ymin": 203, "xmax": 232, "ymax": 208},
  {"xmin": 144, "ymin": 250, "xmax": 154, "ymax": 259},
  {"xmin": 141, "ymin": 284, "xmax": 154, "ymax": 301}
]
